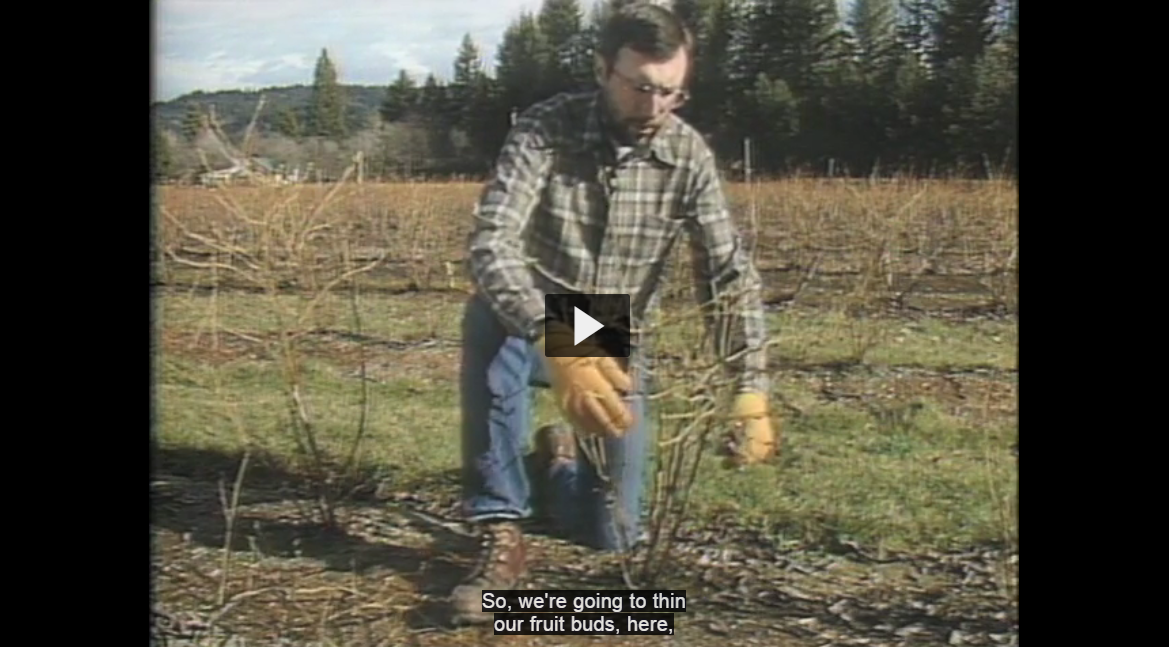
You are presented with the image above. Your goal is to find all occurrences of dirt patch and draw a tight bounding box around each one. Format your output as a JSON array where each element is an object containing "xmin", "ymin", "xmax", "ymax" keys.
[{"xmin": 152, "ymin": 452, "xmax": 1018, "ymax": 647}]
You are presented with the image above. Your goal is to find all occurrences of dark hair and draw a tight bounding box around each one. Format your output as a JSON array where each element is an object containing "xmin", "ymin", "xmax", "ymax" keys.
[{"xmin": 596, "ymin": 2, "xmax": 694, "ymax": 67}]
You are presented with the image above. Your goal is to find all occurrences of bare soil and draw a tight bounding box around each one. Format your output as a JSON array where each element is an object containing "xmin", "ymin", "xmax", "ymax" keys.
[{"xmin": 151, "ymin": 443, "xmax": 1018, "ymax": 647}]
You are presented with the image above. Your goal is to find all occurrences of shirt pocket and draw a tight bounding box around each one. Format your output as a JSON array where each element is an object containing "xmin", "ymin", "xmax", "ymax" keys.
[
  {"xmin": 609, "ymin": 164, "xmax": 687, "ymax": 265},
  {"xmin": 544, "ymin": 151, "xmax": 606, "ymax": 225}
]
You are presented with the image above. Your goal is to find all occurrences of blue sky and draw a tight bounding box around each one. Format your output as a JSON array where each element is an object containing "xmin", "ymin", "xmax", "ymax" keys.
[
  {"xmin": 153, "ymin": 0, "xmax": 861, "ymax": 103},
  {"xmin": 154, "ymin": 0, "xmax": 553, "ymax": 102}
]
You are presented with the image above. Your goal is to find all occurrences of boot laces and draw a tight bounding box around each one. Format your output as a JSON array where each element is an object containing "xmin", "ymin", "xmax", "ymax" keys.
[{"xmin": 469, "ymin": 522, "xmax": 516, "ymax": 577}]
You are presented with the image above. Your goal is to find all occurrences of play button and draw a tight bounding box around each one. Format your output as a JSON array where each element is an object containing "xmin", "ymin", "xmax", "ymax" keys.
[
  {"xmin": 542, "ymin": 293, "xmax": 631, "ymax": 358},
  {"xmin": 574, "ymin": 307, "xmax": 604, "ymax": 345}
]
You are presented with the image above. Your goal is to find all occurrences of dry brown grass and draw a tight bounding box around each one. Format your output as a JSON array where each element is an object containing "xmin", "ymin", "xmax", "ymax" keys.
[{"xmin": 155, "ymin": 177, "xmax": 1018, "ymax": 312}]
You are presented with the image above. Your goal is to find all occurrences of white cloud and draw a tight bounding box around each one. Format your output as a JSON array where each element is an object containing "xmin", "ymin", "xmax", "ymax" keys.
[{"xmin": 153, "ymin": 0, "xmax": 548, "ymax": 101}]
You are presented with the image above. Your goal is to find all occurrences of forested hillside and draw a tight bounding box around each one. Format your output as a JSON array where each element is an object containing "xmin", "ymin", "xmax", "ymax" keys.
[{"xmin": 150, "ymin": 0, "xmax": 1017, "ymax": 182}]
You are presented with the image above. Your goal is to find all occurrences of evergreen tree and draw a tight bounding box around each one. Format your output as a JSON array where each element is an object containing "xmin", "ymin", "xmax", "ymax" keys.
[
  {"xmin": 842, "ymin": 0, "xmax": 902, "ymax": 172},
  {"xmin": 896, "ymin": 0, "xmax": 939, "ymax": 70},
  {"xmin": 464, "ymin": 74, "xmax": 507, "ymax": 169},
  {"xmin": 538, "ymin": 0, "xmax": 588, "ymax": 95},
  {"xmin": 153, "ymin": 124, "xmax": 173, "ymax": 181},
  {"xmin": 160, "ymin": 0, "xmax": 1019, "ymax": 179},
  {"xmin": 928, "ymin": 0, "xmax": 997, "ymax": 167},
  {"xmin": 496, "ymin": 12, "xmax": 551, "ymax": 114},
  {"xmin": 380, "ymin": 70, "xmax": 418, "ymax": 123},
  {"xmin": 963, "ymin": 0, "xmax": 1015, "ymax": 175},
  {"xmin": 682, "ymin": 0, "xmax": 740, "ymax": 141},
  {"xmin": 309, "ymin": 48, "xmax": 348, "ymax": 139},
  {"xmin": 849, "ymin": 0, "xmax": 900, "ymax": 81},
  {"xmin": 450, "ymin": 33, "xmax": 485, "ymax": 130},
  {"xmin": 453, "ymin": 33, "xmax": 483, "ymax": 87},
  {"xmin": 181, "ymin": 104, "xmax": 204, "ymax": 142},
  {"xmin": 930, "ymin": 0, "xmax": 995, "ymax": 73},
  {"xmin": 744, "ymin": 73, "xmax": 801, "ymax": 169},
  {"xmin": 274, "ymin": 106, "xmax": 303, "ymax": 139},
  {"xmin": 738, "ymin": 0, "xmax": 851, "ymax": 167},
  {"xmin": 418, "ymin": 73, "xmax": 455, "ymax": 165}
]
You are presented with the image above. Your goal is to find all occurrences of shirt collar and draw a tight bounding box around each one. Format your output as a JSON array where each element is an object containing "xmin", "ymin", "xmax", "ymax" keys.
[{"xmin": 580, "ymin": 90, "xmax": 681, "ymax": 167}]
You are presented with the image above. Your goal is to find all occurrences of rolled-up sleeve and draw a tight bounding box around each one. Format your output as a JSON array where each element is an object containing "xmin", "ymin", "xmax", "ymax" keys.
[
  {"xmin": 467, "ymin": 115, "xmax": 553, "ymax": 340},
  {"xmin": 683, "ymin": 146, "xmax": 770, "ymax": 395}
]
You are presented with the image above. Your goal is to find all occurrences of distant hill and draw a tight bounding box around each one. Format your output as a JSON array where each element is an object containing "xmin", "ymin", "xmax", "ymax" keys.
[{"xmin": 152, "ymin": 84, "xmax": 390, "ymax": 142}]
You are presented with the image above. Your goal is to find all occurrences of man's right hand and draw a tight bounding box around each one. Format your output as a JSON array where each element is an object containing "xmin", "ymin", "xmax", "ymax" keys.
[{"xmin": 537, "ymin": 323, "xmax": 634, "ymax": 438}]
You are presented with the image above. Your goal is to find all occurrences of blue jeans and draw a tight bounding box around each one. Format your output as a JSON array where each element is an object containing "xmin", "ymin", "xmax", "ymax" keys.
[{"xmin": 459, "ymin": 293, "xmax": 648, "ymax": 551}]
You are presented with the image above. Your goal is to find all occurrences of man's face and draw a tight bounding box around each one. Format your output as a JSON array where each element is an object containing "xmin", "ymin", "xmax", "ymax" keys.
[{"xmin": 598, "ymin": 45, "xmax": 689, "ymax": 143}]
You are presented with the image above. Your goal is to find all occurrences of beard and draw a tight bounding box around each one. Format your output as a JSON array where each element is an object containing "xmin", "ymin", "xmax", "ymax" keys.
[
  {"xmin": 600, "ymin": 89, "xmax": 661, "ymax": 144},
  {"xmin": 628, "ymin": 119, "xmax": 657, "ymax": 137}
]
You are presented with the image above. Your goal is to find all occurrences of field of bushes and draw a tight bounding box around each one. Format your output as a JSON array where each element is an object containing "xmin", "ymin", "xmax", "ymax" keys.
[{"xmin": 151, "ymin": 176, "xmax": 1018, "ymax": 647}]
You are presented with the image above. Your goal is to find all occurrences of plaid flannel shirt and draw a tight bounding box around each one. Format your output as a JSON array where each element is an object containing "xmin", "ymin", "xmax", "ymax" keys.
[{"xmin": 467, "ymin": 90, "xmax": 769, "ymax": 395}]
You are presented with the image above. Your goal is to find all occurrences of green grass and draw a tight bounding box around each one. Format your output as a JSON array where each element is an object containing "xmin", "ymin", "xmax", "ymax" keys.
[
  {"xmin": 154, "ymin": 288, "xmax": 1017, "ymax": 555},
  {"xmin": 682, "ymin": 398, "xmax": 1017, "ymax": 551},
  {"xmin": 159, "ymin": 289, "xmax": 464, "ymax": 341},
  {"xmin": 766, "ymin": 307, "xmax": 1018, "ymax": 369}
]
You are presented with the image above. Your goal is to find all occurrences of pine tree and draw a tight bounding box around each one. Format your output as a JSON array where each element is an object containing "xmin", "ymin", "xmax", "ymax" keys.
[
  {"xmin": 450, "ymin": 33, "xmax": 484, "ymax": 128},
  {"xmin": 274, "ymin": 106, "xmax": 303, "ymax": 139},
  {"xmin": 538, "ymin": 0, "xmax": 587, "ymax": 95},
  {"xmin": 963, "ymin": 0, "xmax": 1015, "ymax": 174},
  {"xmin": 309, "ymin": 48, "xmax": 348, "ymax": 139},
  {"xmin": 842, "ymin": 0, "xmax": 902, "ymax": 172},
  {"xmin": 496, "ymin": 12, "xmax": 551, "ymax": 114},
  {"xmin": 930, "ymin": 0, "xmax": 995, "ymax": 73},
  {"xmin": 465, "ymin": 74, "xmax": 506, "ymax": 169},
  {"xmin": 744, "ymin": 72, "xmax": 800, "ymax": 169},
  {"xmin": 181, "ymin": 104, "xmax": 204, "ymax": 142},
  {"xmin": 928, "ymin": 0, "xmax": 997, "ymax": 167},
  {"xmin": 153, "ymin": 124, "xmax": 173, "ymax": 181},
  {"xmin": 418, "ymin": 73, "xmax": 454, "ymax": 165},
  {"xmin": 682, "ymin": 0, "xmax": 739, "ymax": 139},
  {"xmin": 896, "ymin": 0, "xmax": 938, "ymax": 70},
  {"xmin": 446, "ymin": 33, "xmax": 496, "ymax": 166},
  {"xmin": 849, "ymin": 0, "xmax": 900, "ymax": 81},
  {"xmin": 380, "ymin": 70, "xmax": 418, "ymax": 123}
]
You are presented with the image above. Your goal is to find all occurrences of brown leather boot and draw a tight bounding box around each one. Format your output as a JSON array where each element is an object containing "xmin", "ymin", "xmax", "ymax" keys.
[{"xmin": 449, "ymin": 520, "xmax": 527, "ymax": 625}]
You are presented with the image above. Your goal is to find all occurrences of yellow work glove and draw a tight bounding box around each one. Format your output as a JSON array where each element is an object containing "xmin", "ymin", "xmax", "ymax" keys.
[
  {"xmin": 536, "ymin": 323, "xmax": 635, "ymax": 438},
  {"xmin": 723, "ymin": 391, "xmax": 777, "ymax": 467}
]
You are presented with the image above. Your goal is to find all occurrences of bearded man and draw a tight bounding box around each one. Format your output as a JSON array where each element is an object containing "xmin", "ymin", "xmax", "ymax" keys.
[{"xmin": 449, "ymin": 1, "xmax": 776, "ymax": 625}]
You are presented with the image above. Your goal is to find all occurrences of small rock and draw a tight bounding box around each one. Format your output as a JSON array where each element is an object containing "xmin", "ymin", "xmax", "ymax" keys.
[
  {"xmin": 895, "ymin": 623, "xmax": 929, "ymax": 638},
  {"xmin": 989, "ymin": 633, "xmax": 1011, "ymax": 644},
  {"xmin": 706, "ymin": 621, "xmax": 730, "ymax": 635},
  {"xmin": 949, "ymin": 630, "xmax": 968, "ymax": 645}
]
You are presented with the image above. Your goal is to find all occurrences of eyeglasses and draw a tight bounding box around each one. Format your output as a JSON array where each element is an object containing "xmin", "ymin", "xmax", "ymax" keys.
[{"xmin": 610, "ymin": 68, "xmax": 689, "ymax": 106}]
